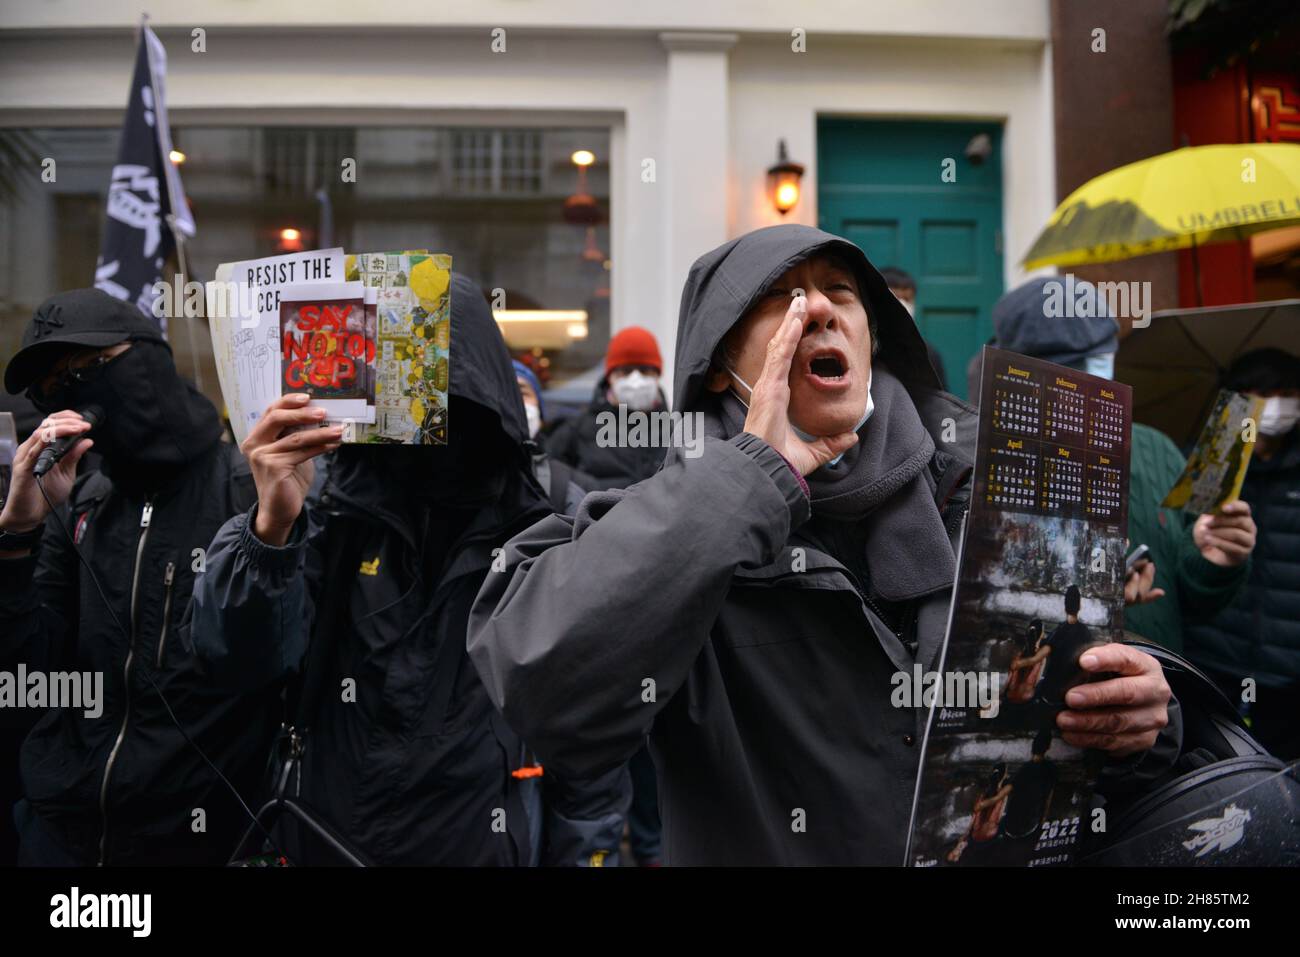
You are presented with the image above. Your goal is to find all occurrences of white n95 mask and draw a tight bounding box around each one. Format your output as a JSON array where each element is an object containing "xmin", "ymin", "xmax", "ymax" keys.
[{"xmin": 611, "ymin": 370, "xmax": 658, "ymax": 411}]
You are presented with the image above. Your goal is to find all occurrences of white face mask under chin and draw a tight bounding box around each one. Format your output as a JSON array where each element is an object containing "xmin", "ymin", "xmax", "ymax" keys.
[{"xmin": 726, "ymin": 365, "xmax": 874, "ymax": 468}]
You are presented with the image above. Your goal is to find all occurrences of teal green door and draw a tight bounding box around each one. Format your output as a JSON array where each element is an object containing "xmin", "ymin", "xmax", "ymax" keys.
[{"xmin": 818, "ymin": 118, "xmax": 1005, "ymax": 399}]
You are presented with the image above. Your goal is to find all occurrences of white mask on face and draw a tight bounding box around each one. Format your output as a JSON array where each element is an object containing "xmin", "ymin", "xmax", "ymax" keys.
[
  {"xmin": 898, "ymin": 298, "xmax": 915, "ymax": 318},
  {"xmin": 611, "ymin": 370, "xmax": 658, "ymax": 411},
  {"xmin": 726, "ymin": 365, "xmax": 874, "ymax": 468},
  {"xmin": 1085, "ymin": 352, "xmax": 1115, "ymax": 380},
  {"xmin": 523, "ymin": 401, "xmax": 542, "ymax": 439},
  {"xmin": 1257, "ymin": 396, "xmax": 1300, "ymax": 437}
]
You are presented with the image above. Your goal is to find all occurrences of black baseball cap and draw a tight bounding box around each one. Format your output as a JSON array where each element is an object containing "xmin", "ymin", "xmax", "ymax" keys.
[{"xmin": 5, "ymin": 288, "xmax": 166, "ymax": 394}]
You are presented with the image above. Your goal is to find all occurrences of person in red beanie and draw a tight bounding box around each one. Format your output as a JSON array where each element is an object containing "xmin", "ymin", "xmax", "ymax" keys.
[{"xmin": 544, "ymin": 325, "xmax": 669, "ymax": 493}]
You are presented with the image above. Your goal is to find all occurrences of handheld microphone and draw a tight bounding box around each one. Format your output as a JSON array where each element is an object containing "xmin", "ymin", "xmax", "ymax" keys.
[{"xmin": 33, "ymin": 405, "xmax": 104, "ymax": 478}]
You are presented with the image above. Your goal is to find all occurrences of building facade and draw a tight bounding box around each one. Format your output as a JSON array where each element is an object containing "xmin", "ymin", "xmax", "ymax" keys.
[{"xmin": 1, "ymin": 0, "xmax": 1064, "ymax": 402}]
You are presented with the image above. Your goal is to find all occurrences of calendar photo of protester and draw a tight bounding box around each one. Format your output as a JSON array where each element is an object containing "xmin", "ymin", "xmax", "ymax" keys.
[
  {"xmin": 907, "ymin": 728, "xmax": 1100, "ymax": 867},
  {"xmin": 906, "ymin": 348, "xmax": 1133, "ymax": 867}
]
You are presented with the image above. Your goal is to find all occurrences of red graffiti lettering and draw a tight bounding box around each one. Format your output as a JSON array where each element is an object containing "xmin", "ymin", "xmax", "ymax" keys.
[
  {"xmin": 294, "ymin": 303, "xmax": 352, "ymax": 333},
  {"xmin": 282, "ymin": 331, "xmax": 309, "ymax": 361},
  {"xmin": 283, "ymin": 355, "xmax": 358, "ymax": 391}
]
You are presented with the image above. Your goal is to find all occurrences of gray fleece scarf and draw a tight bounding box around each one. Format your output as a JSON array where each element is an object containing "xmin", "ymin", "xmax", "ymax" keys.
[{"xmin": 705, "ymin": 364, "xmax": 956, "ymax": 601}]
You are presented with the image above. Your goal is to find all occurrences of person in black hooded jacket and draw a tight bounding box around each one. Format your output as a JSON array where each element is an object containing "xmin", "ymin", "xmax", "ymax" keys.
[
  {"xmin": 469, "ymin": 225, "xmax": 1183, "ymax": 865},
  {"xmin": 190, "ymin": 273, "xmax": 628, "ymax": 865},
  {"xmin": 0, "ymin": 288, "xmax": 276, "ymax": 865}
]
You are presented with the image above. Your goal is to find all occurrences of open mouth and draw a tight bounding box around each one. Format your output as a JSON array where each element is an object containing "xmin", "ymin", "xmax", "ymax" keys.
[
  {"xmin": 809, "ymin": 354, "xmax": 846, "ymax": 379},
  {"xmin": 801, "ymin": 347, "xmax": 852, "ymax": 393},
  {"xmin": 806, "ymin": 348, "xmax": 849, "ymax": 379}
]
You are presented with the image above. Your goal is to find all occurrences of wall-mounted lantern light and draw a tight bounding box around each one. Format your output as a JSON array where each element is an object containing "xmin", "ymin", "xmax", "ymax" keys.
[{"xmin": 767, "ymin": 139, "xmax": 804, "ymax": 216}]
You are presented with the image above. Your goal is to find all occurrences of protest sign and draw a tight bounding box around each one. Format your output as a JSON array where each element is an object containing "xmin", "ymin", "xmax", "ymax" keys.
[
  {"xmin": 206, "ymin": 248, "xmax": 346, "ymax": 444},
  {"xmin": 278, "ymin": 281, "xmax": 371, "ymax": 421},
  {"xmin": 207, "ymin": 248, "xmax": 450, "ymax": 445}
]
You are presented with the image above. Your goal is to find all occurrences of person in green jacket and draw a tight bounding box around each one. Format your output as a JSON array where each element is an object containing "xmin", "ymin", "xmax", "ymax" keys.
[
  {"xmin": 985, "ymin": 278, "xmax": 1256, "ymax": 653},
  {"xmin": 1124, "ymin": 423, "xmax": 1255, "ymax": 653}
]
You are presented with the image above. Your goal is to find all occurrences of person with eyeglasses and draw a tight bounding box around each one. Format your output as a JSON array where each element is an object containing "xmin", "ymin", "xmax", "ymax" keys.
[{"xmin": 0, "ymin": 288, "xmax": 279, "ymax": 865}]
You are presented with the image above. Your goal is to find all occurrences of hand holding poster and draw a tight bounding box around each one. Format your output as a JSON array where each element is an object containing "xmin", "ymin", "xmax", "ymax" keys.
[{"xmin": 906, "ymin": 347, "xmax": 1133, "ymax": 867}]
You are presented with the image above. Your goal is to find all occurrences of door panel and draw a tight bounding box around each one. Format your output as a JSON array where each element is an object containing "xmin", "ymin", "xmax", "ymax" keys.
[
  {"xmin": 841, "ymin": 220, "xmax": 901, "ymax": 267},
  {"xmin": 818, "ymin": 118, "xmax": 1005, "ymax": 399},
  {"xmin": 920, "ymin": 220, "xmax": 978, "ymax": 276}
]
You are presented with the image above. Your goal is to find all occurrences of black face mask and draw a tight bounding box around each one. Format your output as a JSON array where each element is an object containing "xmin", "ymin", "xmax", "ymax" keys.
[
  {"xmin": 330, "ymin": 398, "xmax": 524, "ymax": 510},
  {"xmin": 31, "ymin": 340, "xmax": 222, "ymax": 479},
  {"xmin": 342, "ymin": 442, "xmax": 509, "ymax": 507}
]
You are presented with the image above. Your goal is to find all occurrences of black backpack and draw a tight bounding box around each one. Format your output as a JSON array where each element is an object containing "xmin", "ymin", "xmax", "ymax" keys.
[{"xmin": 1081, "ymin": 641, "xmax": 1300, "ymax": 866}]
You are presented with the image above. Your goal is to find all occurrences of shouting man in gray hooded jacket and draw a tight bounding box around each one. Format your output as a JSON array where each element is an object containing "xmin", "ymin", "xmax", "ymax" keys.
[{"xmin": 469, "ymin": 225, "xmax": 1179, "ymax": 865}]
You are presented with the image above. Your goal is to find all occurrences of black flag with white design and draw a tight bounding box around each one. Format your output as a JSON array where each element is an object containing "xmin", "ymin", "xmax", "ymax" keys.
[{"xmin": 94, "ymin": 23, "xmax": 194, "ymax": 329}]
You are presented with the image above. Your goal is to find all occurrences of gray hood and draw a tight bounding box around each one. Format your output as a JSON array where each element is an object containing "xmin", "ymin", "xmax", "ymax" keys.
[{"xmin": 672, "ymin": 224, "xmax": 942, "ymax": 413}]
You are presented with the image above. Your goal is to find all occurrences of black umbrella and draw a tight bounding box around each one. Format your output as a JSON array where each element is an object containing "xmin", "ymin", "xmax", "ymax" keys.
[{"xmin": 1117, "ymin": 299, "xmax": 1300, "ymax": 447}]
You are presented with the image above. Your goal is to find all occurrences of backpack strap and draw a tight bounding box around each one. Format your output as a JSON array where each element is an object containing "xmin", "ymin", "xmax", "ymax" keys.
[
  {"xmin": 277, "ymin": 516, "xmax": 366, "ymax": 793},
  {"xmin": 247, "ymin": 514, "xmax": 373, "ymax": 864}
]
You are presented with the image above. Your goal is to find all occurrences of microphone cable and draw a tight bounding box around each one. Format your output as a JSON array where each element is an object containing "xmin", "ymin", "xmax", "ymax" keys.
[{"xmin": 34, "ymin": 474, "xmax": 288, "ymax": 865}]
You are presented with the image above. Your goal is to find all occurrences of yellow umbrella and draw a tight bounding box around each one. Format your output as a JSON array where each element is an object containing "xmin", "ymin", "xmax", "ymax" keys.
[{"xmin": 1023, "ymin": 143, "xmax": 1300, "ymax": 271}]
